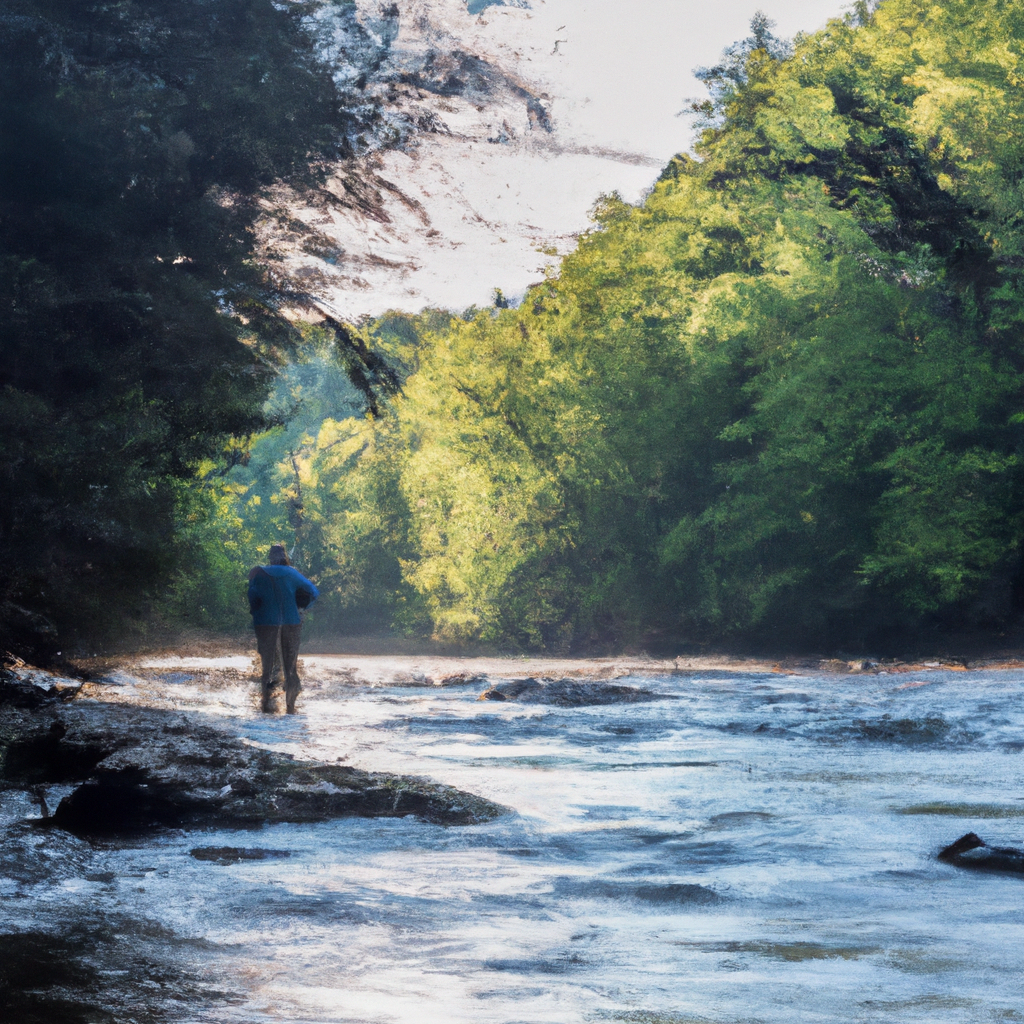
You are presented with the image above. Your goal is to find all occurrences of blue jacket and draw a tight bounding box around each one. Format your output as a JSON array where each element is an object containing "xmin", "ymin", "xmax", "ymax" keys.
[{"xmin": 247, "ymin": 565, "xmax": 319, "ymax": 626}]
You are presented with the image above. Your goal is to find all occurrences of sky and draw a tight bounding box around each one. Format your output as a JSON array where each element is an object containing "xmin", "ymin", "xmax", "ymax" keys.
[
  {"xmin": 303, "ymin": 0, "xmax": 853, "ymax": 318},
  {"xmin": 484, "ymin": 0, "xmax": 851, "ymax": 161}
]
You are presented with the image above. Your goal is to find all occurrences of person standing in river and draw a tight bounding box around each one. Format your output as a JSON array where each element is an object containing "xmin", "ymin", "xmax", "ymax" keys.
[{"xmin": 248, "ymin": 544, "xmax": 319, "ymax": 714}]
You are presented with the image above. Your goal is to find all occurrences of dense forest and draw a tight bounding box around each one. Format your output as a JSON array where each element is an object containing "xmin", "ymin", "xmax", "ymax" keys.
[
  {"xmin": 0, "ymin": 0, "xmax": 401, "ymax": 660},
  {"xmin": 5, "ymin": 0, "xmax": 1024, "ymax": 659}
]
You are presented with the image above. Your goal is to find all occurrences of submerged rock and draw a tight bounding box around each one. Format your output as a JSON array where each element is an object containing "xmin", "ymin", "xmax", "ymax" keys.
[
  {"xmin": 477, "ymin": 677, "xmax": 668, "ymax": 707},
  {"xmin": 190, "ymin": 847, "xmax": 291, "ymax": 864},
  {"xmin": 1, "ymin": 700, "xmax": 507, "ymax": 835},
  {"xmin": 552, "ymin": 876, "xmax": 724, "ymax": 905},
  {"xmin": 851, "ymin": 714, "xmax": 957, "ymax": 745},
  {"xmin": 938, "ymin": 832, "xmax": 1024, "ymax": 875}
]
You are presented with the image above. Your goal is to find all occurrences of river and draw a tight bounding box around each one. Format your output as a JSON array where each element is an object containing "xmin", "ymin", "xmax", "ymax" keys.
[{"xmin": 4, "ymin": 660, "xmax": 1024, "ymax": 1022}]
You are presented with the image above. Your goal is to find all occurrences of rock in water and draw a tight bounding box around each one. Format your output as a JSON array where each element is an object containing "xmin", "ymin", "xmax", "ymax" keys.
[
  {"xmin": 938, "ymin": 832, "xmax": 1024, "ymax": 875},
  {"xmin": 477, "ymin": 677, "xmax": 667, "ymax": 706},
  {"xmin": 1, "ymin": 698, "xmax": 508, "ymax": 834},
  {"xmin": 477, "ymin": 687, "xmax": 510, "ymax": 701},
  {"xmin": 190, "ymin": 847, "xmax": 291, "ymax": 864}
]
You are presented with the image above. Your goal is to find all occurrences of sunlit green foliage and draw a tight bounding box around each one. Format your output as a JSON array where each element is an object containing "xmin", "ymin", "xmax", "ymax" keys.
[
  {"xmin": 259, "ymin": 0, "xmax": 1024, "ymax": 650},
  {"xmin": 35, "ymin": 0, "xmax": 1024, "ymax": 653},
  {"xmin": 170, "ymin": 315, "xmax": 431, "ymax": 635}
]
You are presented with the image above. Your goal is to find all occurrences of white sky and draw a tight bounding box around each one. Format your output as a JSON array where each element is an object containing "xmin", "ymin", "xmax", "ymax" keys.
[
  {"xmin": 314, "ymin": 0, "xmax": 853, "ymax": 316},
  {"xmin": 493, "ymin": 0, "xmax": 853, "ymax": 161}
]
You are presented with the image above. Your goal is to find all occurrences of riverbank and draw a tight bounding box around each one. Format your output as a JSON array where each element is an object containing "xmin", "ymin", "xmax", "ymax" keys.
[
  {"xmin": 0, "ymin": 655, "xmax": 510, "ymax": 1020},
  {"xmin": 75, "ymin": 645, "xmax": 1024, "ymax": 686}
]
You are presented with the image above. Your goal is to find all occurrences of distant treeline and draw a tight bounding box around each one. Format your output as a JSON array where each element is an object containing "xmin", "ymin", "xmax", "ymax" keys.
[{"xmin": 7, "ymin": 0, "xmax": 1024, "ymax": 657}]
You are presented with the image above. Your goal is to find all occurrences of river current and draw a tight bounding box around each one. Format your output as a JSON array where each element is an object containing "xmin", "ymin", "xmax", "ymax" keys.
[{"xmin": 5, "ymin": 662, "xmax": 1024, "ymax": 1022}]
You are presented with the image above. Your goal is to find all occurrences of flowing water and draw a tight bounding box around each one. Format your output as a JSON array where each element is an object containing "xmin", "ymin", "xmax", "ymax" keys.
[{"xmin": 5, "ymin": 662, "xmax": 1024, "ymax": 1022}]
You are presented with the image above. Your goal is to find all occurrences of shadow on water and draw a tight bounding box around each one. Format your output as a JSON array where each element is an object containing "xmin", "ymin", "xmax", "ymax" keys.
[
  {"xmin": 0, "ymin": 919, "xmax": 234, "ymax": 1024},
  {"xmin": 0, "ymin": 931, "xmax": 106, "ymax": 1024},
  {"xmin": 551, "ymin": 876, "xmax": 725, "ymax": 906}
]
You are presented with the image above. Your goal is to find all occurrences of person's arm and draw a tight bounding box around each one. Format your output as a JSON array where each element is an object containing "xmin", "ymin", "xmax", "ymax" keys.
[
  {"xmin": 247, "ymin": 567, "xmax": 264, "ymax": 614},
  {"xmin": 294, "ymin": 572, "xmax": 319, "ymax": 609}
]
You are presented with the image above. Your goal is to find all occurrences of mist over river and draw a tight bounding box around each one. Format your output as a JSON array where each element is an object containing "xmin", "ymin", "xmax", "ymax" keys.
[{"xmin": 4, "ymin": 661, "xmax": 1024, "ymax": 1022}]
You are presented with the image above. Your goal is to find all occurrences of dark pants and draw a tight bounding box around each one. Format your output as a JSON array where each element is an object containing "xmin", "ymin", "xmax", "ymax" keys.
[{"xmin": 255, "ymin": 624, "xmax": 303, "ymax": 712}]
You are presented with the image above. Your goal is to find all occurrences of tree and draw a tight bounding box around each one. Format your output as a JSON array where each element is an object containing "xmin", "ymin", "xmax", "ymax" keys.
[
  {"xmin": 0, "ymin": 0, "xmax": 385, "ymax": 659},
  {"xmin": 285, "ymin": 1, "xmax": 1024, "ymax": 651}
]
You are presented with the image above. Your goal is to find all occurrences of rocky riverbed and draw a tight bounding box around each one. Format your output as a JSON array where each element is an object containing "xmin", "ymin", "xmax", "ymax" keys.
[
  {"xmin": 0, "ymin": 660, "xmax": 505, "ymax": 1021},
  {"xmin": 0, "ymin": 665, "xmax": 506, "ymax": 833},
  {"xmin": 4, "ymin": 651, "xmax": 1024, "ymax": 1022}
]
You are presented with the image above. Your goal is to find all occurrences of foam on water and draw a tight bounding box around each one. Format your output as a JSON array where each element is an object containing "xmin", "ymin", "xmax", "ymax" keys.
[{"xmin": 6, "ymin": 667, "xmax": 1024, "ymax": 1021}]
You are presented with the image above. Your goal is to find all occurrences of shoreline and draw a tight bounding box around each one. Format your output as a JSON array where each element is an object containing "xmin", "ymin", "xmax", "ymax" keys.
[
  {"xmin": 71, "ymin": 647, "xmax": 1024, "ymax": 685},
  {"xmin": 38, "ymin": 622, "xmax": 1024, "ymax": 683}
]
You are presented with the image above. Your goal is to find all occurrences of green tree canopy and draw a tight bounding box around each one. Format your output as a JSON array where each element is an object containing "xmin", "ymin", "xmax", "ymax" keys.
[
  {"xmin": 266, "ymin": 0, "xmax": 1024, "ymax": 652},
  {"xmin": 0, "ymin": 0, "xmax": 388, "ymax": 658},
  {"xmin": 13, "ymin": 0, "xmax": 1024, "ymax": 657}
]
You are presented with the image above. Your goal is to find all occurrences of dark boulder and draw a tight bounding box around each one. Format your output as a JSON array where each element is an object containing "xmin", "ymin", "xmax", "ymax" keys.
[
  {"xmin": 938, "ymin": 832, "xmax": 1024, "ymax": 875},
  {"xmin": 190, "ymin": 847, "xmax": 291, "ymax": 864},
  {"xmin": 477, "ymin": 677, "xmax": 668, "ymax": 706},
  {"xmin": 478, "ymin": 687, "xmax": 511, "ymax": 701},
  {"xmin": 2, "ymin": 698, "xmax": 508, "ymax": 835}
]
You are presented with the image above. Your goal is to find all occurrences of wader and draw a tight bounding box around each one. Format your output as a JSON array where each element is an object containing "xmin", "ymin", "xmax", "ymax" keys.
[{"xmin": 255, "ymin": 624, "xmax": 302, "ymax": 713}]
